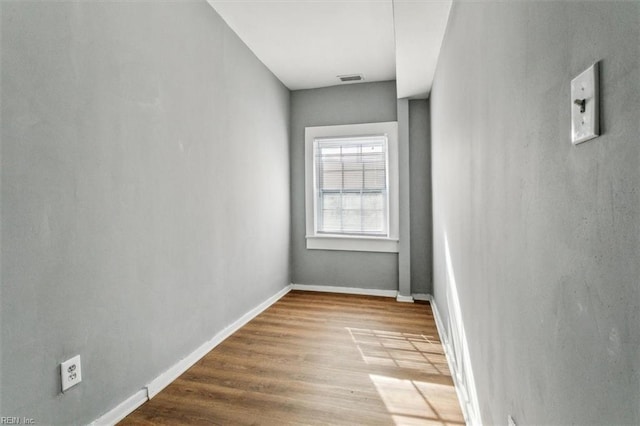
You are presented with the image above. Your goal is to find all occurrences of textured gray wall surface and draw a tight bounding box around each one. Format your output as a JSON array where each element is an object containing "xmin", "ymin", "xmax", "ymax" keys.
[
  {"xmin": 431, "ymin": 2, "xmax": 639, "ymax": 425},
  {"xmin": 1, "ymin": 1, "xmax": 290, "ymax": 424},
  {"xmin": 409, "ymin": 100, "xmax": 431, "ymax": 295},
  {"xmin": 398, "ymin": 99, "xmax": 411, "ymax": 297},
  {"xmin": 290, "ymin": 82, "xmax": 398, "ymax": 290}
]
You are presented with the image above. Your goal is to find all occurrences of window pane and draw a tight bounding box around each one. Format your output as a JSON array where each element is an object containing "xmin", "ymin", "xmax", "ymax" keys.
[
  {"xmin": 341, "ymin": 145, "xmax": 360, "ymax": 155},
  {"xmin": 362, "ymin": 192, "xmax": 384, "ymax": 210},
  {"xmin": 364, "ymin": 167, "xmax": 385, "ymax": 189},
  {"xmin": 363, "ymin": 209, "xmax": 384, "ymax": 232},
  {"xmin": 321, "ymin": 209, "xmax": 341, "ymax": 233},
  {"xmin": 321, "ymin": 171, "xmax": 342, "ymax": 190},
  {"xmin": 321, "ymin": 146, "xmax": 341, "ymax": 156},
  {"xmin": 322, "ymin": 193, "xmax": 340, "ymax": 209},
  {"xmin": 342, "ymin": 193, "xmax": 361, "ymax": 210},
  {"xmin": 342, "ymin": 209, "xmax": 362, "ymax": 233},
  {"xmin": 342, "ymin": 176, "xmax": 362, "ymax": 190},
  {"xmin": 314, "ymin": 135, "xmax": 388, "ymax": 236}
]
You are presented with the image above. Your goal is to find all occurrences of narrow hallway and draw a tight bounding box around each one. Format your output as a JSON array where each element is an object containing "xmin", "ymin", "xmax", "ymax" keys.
[{"xmin": 121, "ymin": 291, "xmax": 464, "ymax": 425}]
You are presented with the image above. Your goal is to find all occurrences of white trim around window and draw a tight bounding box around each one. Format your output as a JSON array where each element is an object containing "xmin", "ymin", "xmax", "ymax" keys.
[{"xmin": 305, "ymin": 121, "xmax": 399, "ymax": 253}]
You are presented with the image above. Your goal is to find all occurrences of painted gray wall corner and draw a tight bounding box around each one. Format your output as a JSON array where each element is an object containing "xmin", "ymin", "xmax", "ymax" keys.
[
  {"xmin": 1, "ymin": 1, "xmax": 290, "ymax": 423},
  {"xmin": 397, "ymin": 99, "xmax": 411, "ymax": 298},
  {"xmin": 431, "ymin": 1, "xmax": 640, "ymax": 424},
  {"xmin": 408, "ymin": 99, "xmax": 432, "ymax": 295},
  {"xmin": 290, "ymin": 81, "xmax": 399, "ymax": 291}
]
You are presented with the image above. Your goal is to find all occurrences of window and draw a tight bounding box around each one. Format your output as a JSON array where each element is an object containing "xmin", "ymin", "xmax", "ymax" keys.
[
  {"xmin": 314, "ymin": 136, "xmax": 388, "ymax": 236},
  {"xmin": 305, "ymin": 122, "xmax": 399, "ymax": 252}
]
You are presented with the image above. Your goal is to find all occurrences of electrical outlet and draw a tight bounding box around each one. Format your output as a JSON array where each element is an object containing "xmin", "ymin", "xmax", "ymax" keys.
[
  {"xmin": 508, "ymin": 414, "xmax": 517, "ymax": 426},
  {"xmin": 61, "ymin": 355, "xmax": 82, "ymax": 392}
]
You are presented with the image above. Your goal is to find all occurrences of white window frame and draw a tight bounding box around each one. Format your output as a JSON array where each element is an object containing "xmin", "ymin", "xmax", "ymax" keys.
[{"xmin": 305, "ymin": 122, "xmax": 399, "ymax": 253}]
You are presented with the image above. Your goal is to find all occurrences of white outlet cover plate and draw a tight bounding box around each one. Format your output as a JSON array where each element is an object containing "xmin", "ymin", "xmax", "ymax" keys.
[
  {"xmin": 571, "ymin": 62, "xmax": 599, "ymax": 145},
  {"xmin": 61, "ymin": 355, "xmax": 82, "ymax": 392}
]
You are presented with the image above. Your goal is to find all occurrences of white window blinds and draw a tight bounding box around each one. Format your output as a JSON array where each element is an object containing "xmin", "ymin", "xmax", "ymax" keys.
[{"xmin": 313, "ymin": 135, "xmax": 388, "ymax": 236}]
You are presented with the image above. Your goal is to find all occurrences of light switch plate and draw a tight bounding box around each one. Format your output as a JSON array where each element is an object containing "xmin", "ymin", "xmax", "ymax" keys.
[{"xmin": 571, "ymin": 62, "xmax": 599, "ymax": 145}]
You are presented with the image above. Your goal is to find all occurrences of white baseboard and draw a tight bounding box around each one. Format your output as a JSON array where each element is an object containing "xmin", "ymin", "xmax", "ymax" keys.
[
  {"xmin": 412, "ymin": 293, "xmax": 430, "ymax": 301},
  {"xmin": 92, "ymin": 286, "xmax": 474, "ymax": 426},
  {"xmin": 428, "ymin": 294, "xmax": 481, "ymax": 426},
  {"xmin": 147, "ymin": 284, "xmax": 292, "ymax": 398},
  {"xmin": 396, "ymin": 294, "xmax": 414, "ymax": 303},
  {"xmin": 91, "ymin": 284, "xmax": 292, "ymax": 425},
  {"xmin": 290, "ymin": 283, "xmax": 397, "ymax": 298},
  {"xmin": 90, "ymin": 389, "xmax": 148, "ymax": 426}
]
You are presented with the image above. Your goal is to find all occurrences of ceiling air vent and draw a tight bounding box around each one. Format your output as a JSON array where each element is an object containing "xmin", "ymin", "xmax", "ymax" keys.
[{"xmin": 338, "ymin": 74, "xmax": 364, "ymax": 83}]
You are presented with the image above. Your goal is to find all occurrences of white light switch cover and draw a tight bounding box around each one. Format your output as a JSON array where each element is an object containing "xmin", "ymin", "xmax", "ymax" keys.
[{"xmin": 571, "ymin": 62, "xmax": 599, "ymax": 145}]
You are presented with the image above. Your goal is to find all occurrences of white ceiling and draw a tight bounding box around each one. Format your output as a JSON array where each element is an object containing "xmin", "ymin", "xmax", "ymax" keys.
[
  {"xmin": 393, "ymin": 0, "xmax": 452, "ymax": 98},
  {"xmin": 207, "ymin": 0, "xmax": 451, "ymax": 99}
]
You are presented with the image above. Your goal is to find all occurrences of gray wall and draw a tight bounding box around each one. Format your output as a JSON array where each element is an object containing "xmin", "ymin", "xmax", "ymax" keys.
[
  {"xmin": 431, "ymin": 1, "xmax": 639, "ymax": 425},
  {"xmin": 409, "ymin": 100, "xmax": 431, "ymax": 295},
  {"xmin": 290, "ymin": 82, "xmax": 398, "ymax": 290},
  {"xmin": 1, "ymin": 2, "xmax": 290, "ymax": 424}
]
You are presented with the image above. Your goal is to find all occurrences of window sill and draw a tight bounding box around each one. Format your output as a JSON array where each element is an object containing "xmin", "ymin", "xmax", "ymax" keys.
[{"xmin": 306, "ymin": 235, "xmax": 399, "ymax": 253}]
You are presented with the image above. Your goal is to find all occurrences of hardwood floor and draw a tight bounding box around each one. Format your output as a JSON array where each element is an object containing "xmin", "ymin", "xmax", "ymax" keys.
[{"xmin": 120, "ymin": 291, "xmax": 464, "ymax": 425}]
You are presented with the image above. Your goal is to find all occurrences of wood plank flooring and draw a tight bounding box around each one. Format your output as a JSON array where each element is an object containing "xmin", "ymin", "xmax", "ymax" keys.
[{"xmin": 120, "ymin": 291, "xmax": 464, "ymax": 425}]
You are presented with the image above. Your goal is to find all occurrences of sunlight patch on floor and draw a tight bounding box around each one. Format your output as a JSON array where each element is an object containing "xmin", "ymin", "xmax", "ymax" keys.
[
  {"xmin": 370, "ymin": 374, "xmax": 465, "ymax": 426},
  {"xmin": 346, "ymin": 327, "xmax": 450, "ymax": 375},
  {"xmin": 344, "ymin": 326, "xmax": 464, "ymax": 425}
]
